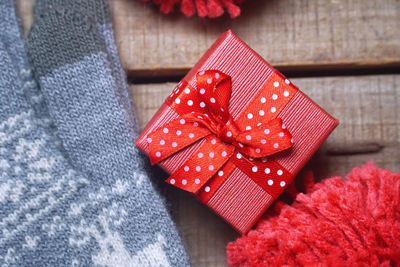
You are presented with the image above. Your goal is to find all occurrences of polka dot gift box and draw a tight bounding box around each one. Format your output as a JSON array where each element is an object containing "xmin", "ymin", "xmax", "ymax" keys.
[{"xmin": 136, "ymin": 30, "xmax": 339, "ymax": 234}]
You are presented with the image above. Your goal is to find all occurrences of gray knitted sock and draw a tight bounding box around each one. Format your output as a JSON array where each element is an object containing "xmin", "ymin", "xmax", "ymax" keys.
[
  {"xmin": 0, "ymin": 1, "xmax": 188, "ymax": 266},
  {"xmin": 0, "ymin": 39, "xmax": 89, "ymax": 265},
  {"xmin": 32, "ymin": 0, "xmax": 138, "ymax": 132},
  {"xmin": 26, "ymin": 2, "xmax": 189, "ymax": 267},
  {"xmin": 1, "ymin": 1, "xmax": 89, "ymax": 265}
]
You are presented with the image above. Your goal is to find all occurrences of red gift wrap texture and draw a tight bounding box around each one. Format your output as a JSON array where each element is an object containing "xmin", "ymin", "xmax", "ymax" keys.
[{"xmin": 136, "ymin": 30, "xmax": 339, "ymax": 234}]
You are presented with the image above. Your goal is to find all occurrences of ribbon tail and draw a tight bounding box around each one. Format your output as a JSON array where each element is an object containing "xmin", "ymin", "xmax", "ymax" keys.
[
  {"xmin": 230, "ymin": 153, "xmax": 294, "ymax": 199},
  {"xmin": 165, "ymin": 136, "xmax": 235, "ymax": 193},
  {"xmin": 197, "ymin": 160, "xmax": 237, "ymax": 203}
]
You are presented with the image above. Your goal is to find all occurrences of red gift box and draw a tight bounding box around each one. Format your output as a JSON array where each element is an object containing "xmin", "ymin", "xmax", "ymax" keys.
[{"xmin": 136, "ymin": 30, "xmax": 338, "ymax": 234}]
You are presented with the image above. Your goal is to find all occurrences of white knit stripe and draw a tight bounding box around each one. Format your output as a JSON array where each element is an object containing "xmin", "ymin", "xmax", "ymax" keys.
[
  {"xmin": 12, "ymin": 137, "xmax": 46, "ymax": 162},
  {"xmin": 0, "ymin": 111, "xmax": 30, "ymax": 130},
  {"xmin": 0, "ymin": 180, "xmax": 24, "ymax": 203},
  {"xmin": 0, "ymin": 110, "xmax": 33, "ymax": 145}
]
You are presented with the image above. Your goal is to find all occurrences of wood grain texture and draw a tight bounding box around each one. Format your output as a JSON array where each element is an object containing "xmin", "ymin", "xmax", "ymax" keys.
[
  {"xmin": 110, "ymin": 0, "xmax": 400, "ymax": 76},
  {"xmin": 131, "ymin": 75, "xmax": 400, "ymax": 266},
  {"xmin": 16, "ymin": 0, "xmax": 400, "ymax": 76}
]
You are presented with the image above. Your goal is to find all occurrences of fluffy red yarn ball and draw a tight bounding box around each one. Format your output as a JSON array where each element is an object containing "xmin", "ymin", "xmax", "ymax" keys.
[
  {"xmin": 141, "ymin": 0, "xmax": 245, "ymax": 18},
  {"xmin": 227, "ymin": 163, "xmax": 400, "ymax": 266}
]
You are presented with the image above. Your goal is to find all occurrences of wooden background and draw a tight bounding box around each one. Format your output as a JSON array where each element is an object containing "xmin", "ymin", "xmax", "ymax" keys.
[{"xmin": 16, "ymin": 0, "xmax": 400, "ymax": 266}]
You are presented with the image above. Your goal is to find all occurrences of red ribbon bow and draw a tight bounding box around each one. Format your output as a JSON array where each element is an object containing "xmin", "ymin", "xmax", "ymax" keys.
[{"xmin": 147, "ymin": 70, "xmax": 295, "ymax": 199}]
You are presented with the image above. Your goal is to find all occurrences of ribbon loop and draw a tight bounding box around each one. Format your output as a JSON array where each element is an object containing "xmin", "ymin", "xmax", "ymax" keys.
[
  {"xmin": 196, "ymin": 70, "xmax": 232, "ymax": 124},
  {"xmin": 147, "ymin": 113, "xmax": 211, "ymax": 164},
  {"xmin": 235, "ymin": 118, "xmax": 293, "ymax": 158}
]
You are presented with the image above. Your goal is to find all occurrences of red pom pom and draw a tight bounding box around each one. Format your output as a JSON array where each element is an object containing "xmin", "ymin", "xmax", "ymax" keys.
[
  {"xmin": 142, "ymin": 0, "xmax": 244, "ymax": 18},
  {"xmin": 227, "ymin": 163, "xmax": 400, "ymax": 266}
]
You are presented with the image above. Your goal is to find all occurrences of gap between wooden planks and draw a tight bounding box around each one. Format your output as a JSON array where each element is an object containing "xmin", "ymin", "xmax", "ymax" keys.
[
  {"xmin": 17, "ymin": 0, "xmax": 400, "ymax": 78},
  {"xmin": 110, "ymin": 0, "xmax": 400, "ymax": 77},
  {"xmin": 131, "ymin": 75, "xmax": 400, "ymax": 266}
]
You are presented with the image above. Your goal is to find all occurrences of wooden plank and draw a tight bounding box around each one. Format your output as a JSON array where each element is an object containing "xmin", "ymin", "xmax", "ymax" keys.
[
  {"xmin": 110, "ymin": 0, "xmax": 400, "ymax": 77},
  {"xmin": 16, "ymin": 0, "xmax": 400, "ymax": 77},
  {"xmin": 15, "ymin": 0, "xmax": 33, "ymax": 37},
  {"xmin": 130, "ymin": 75, "xmax": 400, "ymax": 266}
]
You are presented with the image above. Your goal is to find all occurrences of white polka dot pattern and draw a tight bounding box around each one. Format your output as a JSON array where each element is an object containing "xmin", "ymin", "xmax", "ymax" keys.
[
  {"xmin": 231, "ymin": 150, "xmax": 291, "ymax": 198},
  {"xmin": 234, "ymin": 72, "xmax": 297, "ymax": 134},
  {"xmin": 234, "ymin": 117, "xmax": 293, "ymax": 158},
  {"xmin": 164, "ymin": 135, "xmax": 235, "ymax": 193},
  {"xmin": 151, "ymin": 71, "xmax": 296, "ymax": 198},
  {"xmin": 147, "ymin": 113, "xmax": 212, "ymax": 164}
]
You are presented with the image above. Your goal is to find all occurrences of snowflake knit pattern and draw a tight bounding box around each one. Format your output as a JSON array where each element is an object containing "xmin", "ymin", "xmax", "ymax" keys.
[{"xmin": 0, "ymin": 0, "xmax": 189, "ymax": 266}]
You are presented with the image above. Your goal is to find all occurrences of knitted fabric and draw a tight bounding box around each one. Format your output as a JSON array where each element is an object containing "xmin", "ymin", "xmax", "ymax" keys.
[
  {"xmin": 0, "ymin": 0, "xmax": 189, "ymax": 266},
  {"xmin": 227, "ymin": 163, "xmax": 400, "ymax": 266},
  {"xmin": 142, "ymin": 0, "xmax": 245, "ymax": 18}
]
